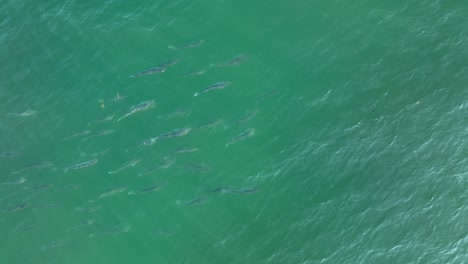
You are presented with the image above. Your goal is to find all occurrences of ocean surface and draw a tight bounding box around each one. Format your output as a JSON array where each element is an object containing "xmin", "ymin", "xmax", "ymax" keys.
[{"xmin": 1, "ymin": 0, "xmax": 467, "ymax": 263}]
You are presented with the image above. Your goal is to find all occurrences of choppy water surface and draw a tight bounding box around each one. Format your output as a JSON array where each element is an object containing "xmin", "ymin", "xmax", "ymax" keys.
[{"xmin": 1, "ymin": 0, "xmax": 467, "ymax": 263}]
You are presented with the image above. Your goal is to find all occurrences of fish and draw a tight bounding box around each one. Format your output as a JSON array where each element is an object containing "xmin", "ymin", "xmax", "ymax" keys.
[
  {"xmin": 27, "ymin": 184, "xmax": 54, "ymax": 190},
  {"xmin": 157, "ymin": 109, "xmax": 192, "ymax": 120},
  {"xmin": 66, "ymin": 220, "xmax": 94, "ymax": 232},
  {"xmin": 139, "ymin": 159, "xmax": 176, "ymax": 177},
  {"xmin": 0, "ymin": 151, "xmax": 21, "ymax": 158},
  {"xmin": 227, "ymin": 187, "xmax": 259, "ymax": 194},
  {"xmin": 210, "ymin": 54, "xmax": 248, "ymax": 68},
  {"xmin": 0, "ymin": 177, "xmax": 26, "ymax": 185},
  {"xmin": 137, "ymin": 183, "xmax": 166, "ymax": 193},
  {"xmin": 74, "ymin": 205, "xmax": 102, "ymax": 213},
  {"xmin": 257, "ymin": 89, "xmax": 277, "ymax": 101},
  {"xmin": 179, "ymin": 69, "xmax": 207, "ymax": 78},
  {"xmin": 108, "ymin": 158, "xmax": 142, "ymax": 174},
  {"xmin": 56, "ymin": 184, "xmax": 81, "ymax": 191},
  {"xmin": 168, "ymin": 39, "xmax": 204, "ymax": 50},
  {"xmin": 226, "ymin": 128, "xmax": 255, "ymax": 147},
  {"xmin": 81, "ymin": 129, "xmax": 114, "ymax": 142},
  {"xmin": 196, "ymin": 119, "xmax": 224, "ymax": 130},
  {"xmin": 79, "ymin": 148, "xmax": 109, "ymax": 158},
  {"xmin": 98, "ymin": 225, "xmax": 131, "ymax": 234},
  {"xmin": 64, "ymin": 158, "xmax": 98, "ymax": 173},
  {"xmin": 128, "ymin": 183, "xmax": 167, "ymax": 195},
  {"xmin": 131, "ymin": 66, "xmax": 165, "ymax": 77},
  {"xmin": 156, "ymin": 127, "xmax": 192, "ymax": 140},
  {"xmin": 148, "ymin": 229, "xmax": 177, "ymax": 238},
  {"xmin": 125, "ymin": 137, "xmax": 157, "ymax": 152},
  {"xmin": 184, "ymin": 163, "xmax": 212, "ymax": 174},
  {"xmin": 131, "ymin": 60, "xmax": 180, "ymax": 77},
  {"xmin": 62, "ymin": 130, "xmax": 91, "ymax": 141},
  {"xmin": 32, "ymin": 204, "xmax": 62, "ymax": 211},
  {"xmin": 87, "ymin": 115, "xmax": 114, "ymax": 126},
  {"xmin": 233, "ymin": 110, "xmax": 258, "ymax": 125},
  {"xmin": 176, "ymin": 196, "xmax": 207, "ymax": 206},
  {"xmin": 164, "ymin": 147, "xmax": 198, "ymax": 159},
  {"xmin": 206, "ymin": 187, "xmax": 230, "ymax": 193},
  {"xmin": 4, "ymin": 203, "xmax": 28, "ymax": 213},
  {"xmin": 7, "ymin": 110, "xmax": 37, "ymax": 117},
  {"xmin": 194, "ymin": 81, "xmax": 231, "ymax": 97},
  {"xmin": 11, "ymin": 162, "xmax": 54, "ymax": 174},
  {"xmin": 88, "ymin": 187, "xmax": 127, "ymax": 203},
  {"xmin": 116, "ymin": 100, "xmax": 156, "ymax": 122}
]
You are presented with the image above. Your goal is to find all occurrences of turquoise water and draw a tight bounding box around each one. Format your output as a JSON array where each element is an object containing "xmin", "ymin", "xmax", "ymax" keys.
[{"xmin": 1, "ymin": 0, "xmax": 468, "ymax": 263}]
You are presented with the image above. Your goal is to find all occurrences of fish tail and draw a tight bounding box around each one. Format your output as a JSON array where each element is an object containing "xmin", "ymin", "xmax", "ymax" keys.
[
  {"xmin": 168, "ymin": 46, "xmax": 176, "ymax": 50},
  {"xmin": 194, "ymin": 93, "xmax": 199, "ymax": 97},
  {"xmin": 127, "ymin": 190, "xmax": 135, "ymax": 195}
]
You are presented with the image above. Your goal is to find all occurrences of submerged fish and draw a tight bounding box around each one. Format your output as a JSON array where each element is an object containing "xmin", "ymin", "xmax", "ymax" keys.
[
  {"xmin": 87, "ymin": 115, "xmax": 114, "ymax": 126},
  {"xmin": 74, "ymin": 205, "xmax": 102, "ymax": 213},
  {"xmin": 157, "ymin": 109, "xmax": 192, "ymax": 120},
  {"xmin": 156, "ymin": 127, "xmax": 192, "ymax": 140},
  {"xmin": 98, "ymin": 225, "xmax": 131, "ymax": 234},
  {"xmin": 56, "ymin": 184, "xmax": 81, "ymax": 191},
  {"xmin": 62, "ymin": 130, "xmax": 92, "ymax": 141},
  {"xmin": 4, "ymin": 203, "xmax": 28, "ymax": 213},
  {"xmin": 196, "ymin": 118, "xmax": 224, "ymax": 130},
  {"xmin": 164, "ymin": 147, "xmax": 198, "ymax": 159},
  {"xmin": 257, "ymin": 89, "xmax": 277, "ymax": 101},
  {"xmin": 227, "ymin": 187, "xmax": 259, "ymax": 194},
  {"xmin": 210, "ymin": 54, "xmax": 248, "ymax": 68},
  {"xmin": 168, "ymin": 39, "xmax": 204, "ymax": 50},
  {"xmin": 0, "ymin": 151, "xmax": 21, "ymax": 158},
  {"xmin": 66, "ymin": 220, "xmax": 94, "ymax": 232},
  {"xmin": 194, "ymin": 81, "xmax": 231, "ymax": 97},
  {"xmin": 0, "ymin": 177, "xmax": 26, "ymax": 185},
  {"xmin": 81, "ymin": 129, "xmax": 114, "ymax": 142},
  {"xmin": 139, "ymin": 159, "xmax": 176, "ymax": 177},
  {"xmin": 131, "ymin": 60, "xmax": 180, "ymax": 77},
  {"xmin": 128, "ymin": 183, "xmax": 167, "ymax": 195},
  {"xmin": 184, "ymin": 163, "xmax": 212, "ymax": 174},
  {"xmin": 27, "ymin": 184, "xmax": 54, "ymax": 190},
  {"xmin": 64, "ymin": 158, "xmax": 98, "ymax": 173},
  {"xmin": 206, "ymin": 187, "xmax": 229, "ymax": 193},
  {"xmin": 179, "ymin": 69, "xmax": 207, "ymax": 78},
  {"xmin": 176, "ymin": 196, "xmax": 207, "ymax": 206},
  {"xmin": 11, "ymin": 162, "xmax": 54, "ymax": 174},
  {"xmin": 116, "ymin": 100, "xmax": 156, "ymax": 122},
  {"xmin": 88, "ymin": 187, "xmax": 127, "ymax": 203},
  {"xmin": 233, "ymin": 110, "xmax": 258, "ymax": 125},
  {"xmin": 226, "ymin": 128, "xmax": 255, "ymax": 147},
  {"xmin": 108, "ymin": 158, "xmax": 142, "ymax": 174},
  {"xmin": 32, "ymin": 204, "xmax": 62, "ymax": 211},
  {"xmin": 7, "ymin": 110, "xmax": 37, "ymax": 117}
]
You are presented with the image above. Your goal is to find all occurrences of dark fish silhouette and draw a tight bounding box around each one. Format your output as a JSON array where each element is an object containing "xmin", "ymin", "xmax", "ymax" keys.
[
  {"xmin": 64, "ymin": 158, "xmax": 98, "ymax": 173},
  {"xmin": 176, "ymin": 196, "xmax": 207, "ymax": 206},
  {"xmin": 116, "ymin": 100, "xmax": 156, "ymax": 122},
  {"xmin": 226, "ymin": 128, "xmax": 255, "ymax": 147},
  {"xmin": 131, "ymin": 60, "xmax": 180, "ymax": 77},
  {"xmin": 194, "ymin": 81, "xmax": 231, "ymax": 97}
]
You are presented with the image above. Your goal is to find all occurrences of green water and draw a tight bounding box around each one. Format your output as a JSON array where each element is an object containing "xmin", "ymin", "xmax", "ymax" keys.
[{"xmin": 1, "ymin": 0, "xmax": 468, "ymax": 263}]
